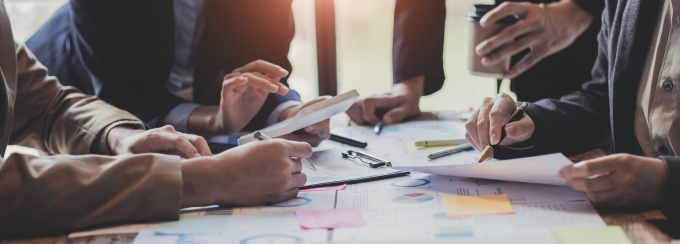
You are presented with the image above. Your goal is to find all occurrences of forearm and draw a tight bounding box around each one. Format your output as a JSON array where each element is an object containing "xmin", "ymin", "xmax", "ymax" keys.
[
  {"xmin": 188, "ymin": 105, "xmax": 224, "ymax": 136},
  {"xmin": 0, "ymin": 153, "xmax": 182, "ymax": 238}
]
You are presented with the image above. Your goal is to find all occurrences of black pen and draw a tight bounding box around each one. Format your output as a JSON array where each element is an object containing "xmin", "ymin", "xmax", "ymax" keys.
[
  {"xmin": 330, "ymin": 133, "xmax": 368, "ymax": 148},
  {"xmin": 374, "ymin": 122, "xmax": 384, "ymax": 135},
  {"xmin": 477, "ymin": 102, "xmax": 529, "ymax": 163}
]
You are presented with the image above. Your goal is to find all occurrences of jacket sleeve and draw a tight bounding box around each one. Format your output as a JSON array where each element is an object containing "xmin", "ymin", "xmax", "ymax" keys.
[
  {"xmin": 0, "ymin": 153, "xmax": 182, "ymax": 238},
  {"xmin": 393, "ymin": 0, "xmax": 446, "ymax": 95},
  {"xmin": 0, "ymin": 44, "xmax": 182, "ymax": 238},
  {"xmin": 10, "ymin": 43, "xmax": 141, "ymax": 155},
  {"xmin": 495, "ymin": 2, "xmax": 612, "ymax": 158}
]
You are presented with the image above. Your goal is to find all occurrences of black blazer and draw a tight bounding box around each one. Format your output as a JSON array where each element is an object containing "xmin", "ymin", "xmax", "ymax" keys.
[
  {"xmin": 26, "ymin": 0, "xmax": 299, "ymax": 130},
  {"xmin": 498, "ymin": 0, "xmax": 680, "ymax": 220},
  {"xmin": 392, "ymin": 0, "xmax": 603, "ymax": 101}
]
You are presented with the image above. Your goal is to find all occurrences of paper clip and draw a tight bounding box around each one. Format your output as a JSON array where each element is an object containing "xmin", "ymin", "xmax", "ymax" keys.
[{"xmin": 342, "ymin": 150, "xmax": 392, "ymax": 168}]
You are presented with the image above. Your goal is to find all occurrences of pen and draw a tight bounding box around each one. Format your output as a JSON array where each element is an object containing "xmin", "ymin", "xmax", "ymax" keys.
[
  {"xmin": 374, "ymin": 122, "xmax": 384, "ymax": 135},
  {"xmin": 254, "ymin": 131, "xmax": 317, "ymax": 171},
  {"xmin": 477, "ymin": 102, "xmax": 529, "ymax": 163},
  {"xmin": 415, "ymin": 139, "xmax": 468, "ymax": 147},
  {"xmin": 330, "ymin": 133, "xmax": 368, "ymax": 148},
  {"xmin": 427, "ymin": 143, "xmax": 474, "ymax": 160}
]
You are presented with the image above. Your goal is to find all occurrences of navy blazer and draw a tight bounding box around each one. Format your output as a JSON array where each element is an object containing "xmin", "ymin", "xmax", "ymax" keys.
[
  {"xmin": 497, "ymin": 0, "xmax": 680, "ymax": 219},
  {"xmin": 392, "ymin": 0, "xmax": 603, "ymax": 101},
  {"xmin": 26, "ymin": 0, "xmax": 299, "ymax": 130}
]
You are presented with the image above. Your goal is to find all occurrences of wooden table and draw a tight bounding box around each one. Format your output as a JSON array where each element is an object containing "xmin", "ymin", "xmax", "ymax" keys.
[{"xmin": 4, "ymin": 112, "xmax": 678, "ymax": 243}]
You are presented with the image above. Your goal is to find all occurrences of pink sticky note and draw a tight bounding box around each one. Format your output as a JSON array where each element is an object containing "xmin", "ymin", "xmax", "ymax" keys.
[
  {"xmin": 294, "ymin": 209, "xmax": 366, "ymax": 229},
  {"xmin": 299, "ymin": 184, "xmax": 347, "ymax": 192}
]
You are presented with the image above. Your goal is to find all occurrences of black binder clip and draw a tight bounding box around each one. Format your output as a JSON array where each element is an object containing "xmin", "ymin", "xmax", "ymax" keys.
[{"xmin": 342, "ymin": 150, "xmax": 392, "ymax": 168}]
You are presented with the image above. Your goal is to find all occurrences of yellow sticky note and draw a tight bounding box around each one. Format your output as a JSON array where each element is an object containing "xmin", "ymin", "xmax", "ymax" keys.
[
  {"xmin": 443, "ymin": 194, "xmax": 514, "ymax": 217},
  {"xmin": 551, "ymin": 226, "xmax": 631, "ymax": 244}
]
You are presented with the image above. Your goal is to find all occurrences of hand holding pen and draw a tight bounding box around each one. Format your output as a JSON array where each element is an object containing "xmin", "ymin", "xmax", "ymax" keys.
[{"xmin": 464, "ymin": 93, "xmax": 536, "ymax": 161}]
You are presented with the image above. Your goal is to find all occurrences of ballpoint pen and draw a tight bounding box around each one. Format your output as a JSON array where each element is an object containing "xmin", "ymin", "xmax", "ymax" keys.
[
  {"xmin": 477, "ymin": 102, "xmax": 529, "ymax": 163},
  {"xmin": 254, "ymin": 131, "xmax": 317, "ymax": 171},
  {"xmin": 427, "ymin": 143, "xmax": 474, "ymax": 160},
  {"xmin": 330, "ymin": 133, "xmax": 368, "ymax": 148},
  {"xmin": 415, "ymin": 139, "xmax": 468, "ymax": 147},
  {"xmin": 374, "ymin": 122, "xmax": 384, "ymax": 135}
]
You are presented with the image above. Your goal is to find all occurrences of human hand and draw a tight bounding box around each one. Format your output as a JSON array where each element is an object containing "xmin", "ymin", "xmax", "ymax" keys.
[
  {"xmin": 180, "ymin": 139, "xmax": 312, "ymax": 207},
  {"xmin": 475, "ymin": 0, "xmax": 593, "ymax": 79},
  {"xmin": 559, "ymin": 154, "xmax": 668, "ymax": 207},
  {"xmin": 347, "ymin": 76, "xmax": 423, "ymax": 125},
  {"xmin": 278, "ymin": 97, "xmax": 332, "ymax": 147},
  {"xmin": 189, "ymin": 60, "xmax": 290, "ymax": 136},
  {"xmin": 465, "ymin": 93, "xmax": 534, "ymax": 153},
  {"xmin": 108, "ymin": 125, "xmax": 211, "ymax": 159}
]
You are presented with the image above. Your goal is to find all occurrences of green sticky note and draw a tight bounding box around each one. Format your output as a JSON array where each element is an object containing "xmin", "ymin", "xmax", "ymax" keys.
[
  {"xmin": 551, "ymin": 226, "xmax": 631, "ymax": 244},
  {"xmin": 156, "ymin": 215, "xmax": 229, "ymax": 235}
]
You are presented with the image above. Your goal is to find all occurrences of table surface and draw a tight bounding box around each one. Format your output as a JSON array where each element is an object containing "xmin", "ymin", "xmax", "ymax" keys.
[{"xmin": 5, "ymin": 111, "xmax": 678, "ymax": 243}]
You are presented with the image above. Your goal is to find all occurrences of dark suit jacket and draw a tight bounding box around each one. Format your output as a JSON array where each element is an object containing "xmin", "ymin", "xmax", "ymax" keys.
[
  {"xmin": 393, "ymin": 0, "xmax": 603, "ymax": 101},
  {"xmin": 26, "ymin": 0, "xmax": 299, "ymax": 130},
  {"xmin": 496, "ymin": 0, "xmax": 680, "ymax": 220}
]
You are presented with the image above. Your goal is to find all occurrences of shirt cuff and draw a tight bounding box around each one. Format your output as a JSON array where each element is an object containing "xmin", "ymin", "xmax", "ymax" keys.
[
  {"xmin": 266, "ymin": 100, "xmax": 303, "ymax": 126},
  {"xmin": 163, "ymin": 103, "xmax": 203, "ymax": 133}
]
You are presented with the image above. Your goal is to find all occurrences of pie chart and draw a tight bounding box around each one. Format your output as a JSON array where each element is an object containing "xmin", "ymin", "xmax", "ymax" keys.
[
  {"xmin": 392, "ymin": 193, "xmax": 434, "ymax": 204},
  {"xmin": 391, "ymin": 179, "xmax": 431, "ymax": 187}
]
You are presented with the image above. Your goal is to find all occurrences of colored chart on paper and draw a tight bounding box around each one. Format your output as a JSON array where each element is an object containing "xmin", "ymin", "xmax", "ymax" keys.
[
  {"xmin": 431, "ymin": 212, "xmax": 471, "ymax": 221},
  {"xmin": 239, "ymin": 234, "xmax": 304, "ymax": 244},
  {"xmin": 392, "ymin": 193, "xmax": 434, "ymax": 204},
  {"xmin": 434, "ymin": 226, "xmax": 474, "ymax": 239},
  {"xmin": 269, "ymin": 197, "xmax": 312, "ymax": 207},
  {"xmin": 390, "ymin": 179, "xmax": 431, "ymax": 187}
]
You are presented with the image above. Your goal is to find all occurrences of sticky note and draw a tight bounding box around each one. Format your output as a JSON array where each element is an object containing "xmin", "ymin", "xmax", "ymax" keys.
[
  {"xmin": 156, "ymin": 215, "xmax": 228, "ymax": 235},
  {"xmin": 443, "ymin": 194, "xmax": 514, "ymax": 217},
  {"xmin": 300, "ymin": 184, "xmax": 347, "ymax": 192},
  {"xmin": 551, "ymin": 226, "xmax": 631, "ymax": 244},
  {"xmin": 294, "ymin": 209, "xmax": 366, "ymax": 229}
]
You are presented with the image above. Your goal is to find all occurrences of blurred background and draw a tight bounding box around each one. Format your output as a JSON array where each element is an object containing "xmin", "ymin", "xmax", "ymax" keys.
[{"xmin": 8, "ymin": 0, "xmax": 507, "ymax": 113}]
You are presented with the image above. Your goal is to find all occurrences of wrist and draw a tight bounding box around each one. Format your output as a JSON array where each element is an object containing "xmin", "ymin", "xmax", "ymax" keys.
[
  {"xmin": 394, "ymin": 75, "xmax": 425, "ymax": 98},
  {"xmin": 553, "ymin": 0, "xmax": 593, "ymax": 27},
  {"xmin": 279, "ymin": 105, "xmax": 301, "ymax": 122},
  {"xmin": 180, "ymin": 157, "xmax": 218, "ymax": 207},
  {"xmin": 189, "ymin": 106, "xmax": 224, "ymax": 136},
  {"xmin": 107, "ymin": 126, "xmax": 143, "ymax": 155}
]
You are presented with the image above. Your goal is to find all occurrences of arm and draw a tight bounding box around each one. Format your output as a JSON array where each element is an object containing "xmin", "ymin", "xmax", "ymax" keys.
[{"xmin": 393, "ymin": 0, "xmax": 446, "ymax": 95}]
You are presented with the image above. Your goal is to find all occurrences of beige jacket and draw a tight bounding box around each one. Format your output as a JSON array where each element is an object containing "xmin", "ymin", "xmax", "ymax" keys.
[{"xmin": 0, "ymin": 3, "xmax": 182, "ymax": 238}]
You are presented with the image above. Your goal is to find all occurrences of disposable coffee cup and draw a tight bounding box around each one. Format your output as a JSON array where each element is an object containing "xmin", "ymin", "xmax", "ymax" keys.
[{"xmin": 468, "ymin": 4, "xmax": 517, "ymax": 78}]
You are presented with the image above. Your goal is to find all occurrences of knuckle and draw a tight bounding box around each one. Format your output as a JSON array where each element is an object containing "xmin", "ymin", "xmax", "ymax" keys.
[
  {"xmin": 476, "ymin": 118, "xmax": 487, "ymax": 127},
  {"xmin": 489, "ymin": 109, "xmax": 503, "ymax": 118},
  {"xmin": 483, "ymin": 97, "xmax": 493, "ymax": 104},
  {"xmin": 465, "ymin": 120, "xmax": 476, "ymax": 130}
]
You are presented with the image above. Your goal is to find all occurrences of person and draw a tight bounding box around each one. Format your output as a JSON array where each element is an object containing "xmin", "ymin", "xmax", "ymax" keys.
[
  {"xmin": 25, "ymin": 0, "xmax": 329, "ymax": 147},
  {"xmin": 347, "ymin": 0, "xmax": 603, "ymax": 126},
  {"xmin": 465, "ymin": 0, "xmax": 679, "ymax": 217},
  {"xmin": 0, "ymin": 12, "xmax": 312, "ymax": 240}
]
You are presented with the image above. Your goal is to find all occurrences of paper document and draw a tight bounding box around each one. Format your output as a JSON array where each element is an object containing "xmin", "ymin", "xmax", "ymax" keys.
[
  {"xmin": 391, "ymin": 153, "xmax": 572, "ymax": 185},
  {"xmin": 239, "ymin": 90, "xmax": 360, "ymax": 144},
  {"xmin": 443, "ymin": 194, "xmax": 514, "ymax": 217},
  {"xmin": 551, "ymin": 226, "xmax": 631, "ymax": 244},
  {"xmin": 295, "ymin": 209, "xmax": 366, "ymax": 229}
]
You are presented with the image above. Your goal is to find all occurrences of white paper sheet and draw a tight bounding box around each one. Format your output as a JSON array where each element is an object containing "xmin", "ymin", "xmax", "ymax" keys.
[{"xmin": 391, "ymin": 153, "xmax": 572, "ymax": 185}]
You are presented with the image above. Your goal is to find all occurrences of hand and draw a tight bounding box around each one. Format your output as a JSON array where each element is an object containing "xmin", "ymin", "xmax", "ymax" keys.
[
  {"xmin": 188, "ymin": 60, "xmax": 290, "ymax": 136},
  {"xmin": 559, "ymin": 154, "xmax": 668, "ymax": 207},
  {"xmin": 180, "ymin": 139, "xmax": 312, "ymax": 207},
  {"xmin": 465, "ymin": 93, "xmax": 535, "ymax": 153},
  {"xmin": 347, "ymin": 76, "xmax": 423, "ymax": 125},
  {"xmin": 475, "ymin": 0, "xmax": 593, "ymax": 79},
  {"xmin": 108, "ymin": 125, "xmax": 211, "ymax": 159},
  {"xmin": 278, "ymin": 97, "xmax": 332, "ymax": 147}
]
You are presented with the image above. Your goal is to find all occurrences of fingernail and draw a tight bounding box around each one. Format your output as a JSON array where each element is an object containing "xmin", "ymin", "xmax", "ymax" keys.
[
  {"xmin": 491, "ymin": 133, "xmax": 497, "ymax": 145},
  {"xmin": 482, "ymin": 58, "xmax": 491, "ymax": 66},
  {"xmin": 506, "ymin": 125, "xmax": 515, "ymax": 135},
  {"xmin": 195, "ymin": 153, "xmax": 202, "ymax": 158}
]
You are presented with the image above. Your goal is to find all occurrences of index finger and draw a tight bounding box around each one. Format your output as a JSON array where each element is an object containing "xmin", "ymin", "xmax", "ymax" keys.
[
  {"xmin": 282, "ymin": 140, "xmax": 314, "ymax": 159},
  {"xmin": 488, "ymin": 93, "xmax": 518, "ymax": 145},
  {"xmin": 233, "ymin": 60, "xmax": 289, "ymax": 78},
  {"xmin": 561, "ymin": 156, "xmax": 621, "ymax": 180},
  {"xmin": 480, "ymin": 2, "xmax": 528, "ymax": 27}
]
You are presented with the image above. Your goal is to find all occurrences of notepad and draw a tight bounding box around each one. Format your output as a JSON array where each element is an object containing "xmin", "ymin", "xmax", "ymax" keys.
[
  {"xmin": 238, "ymin": 90, "xmax": 360, "ymax": 144},
  {"xmin": 443, "ymin": 194, "xmax": 514, "ymax": 217},
  {"xmin": 551, "ymin": 226, "xmax": 631, "ymax": 244},
  {"xmin": 295, "ymin": 209, "xmax": 366, "ymax": 229}
]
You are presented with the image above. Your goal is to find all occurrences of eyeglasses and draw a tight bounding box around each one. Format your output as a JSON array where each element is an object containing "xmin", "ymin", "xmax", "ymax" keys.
[{"xmin": 341, "ymin": 150, "xmax": 391, "ymax": 168}]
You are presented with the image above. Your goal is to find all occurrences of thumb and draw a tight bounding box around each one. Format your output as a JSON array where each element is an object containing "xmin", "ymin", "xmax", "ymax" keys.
[
  {"xmin": 502, "ymin": 115, "xmax": 535, "ymax": 145},
  {"xmin": 374, "ymin": 96, "xmax": 403, "ymax": 110}
]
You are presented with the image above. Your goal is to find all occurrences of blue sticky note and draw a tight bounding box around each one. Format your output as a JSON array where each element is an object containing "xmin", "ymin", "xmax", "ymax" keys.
[{"xmin": 156, "ymin": 215, "xmax": 229, "ymax": 235}]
